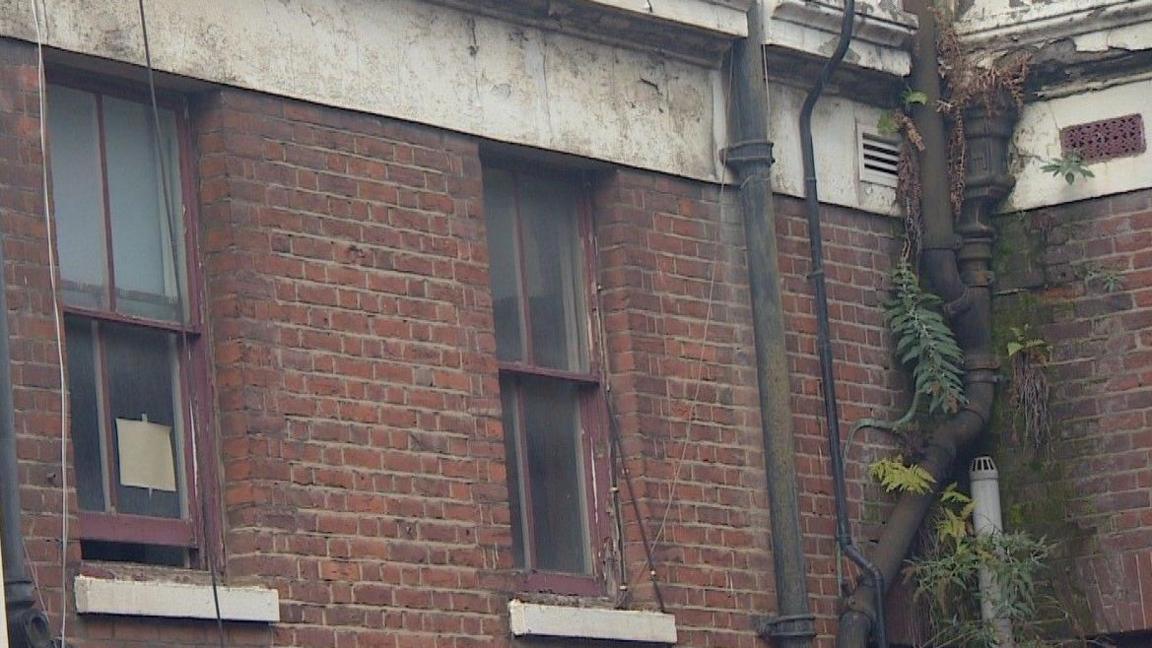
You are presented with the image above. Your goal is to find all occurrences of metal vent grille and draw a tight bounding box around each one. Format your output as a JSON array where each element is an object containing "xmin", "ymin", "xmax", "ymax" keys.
[
  {"xmin": 1060, "ymin": 114, "xmax": 1145, "ymax": 162},
  {"xmin": 858, "ymin": 129, "xmax": 900, "ymax": 187}
]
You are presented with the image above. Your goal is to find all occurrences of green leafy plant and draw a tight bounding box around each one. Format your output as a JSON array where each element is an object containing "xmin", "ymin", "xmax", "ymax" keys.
[
  {"xmin": 935, "ymin": 484, "xmax": 975, "ymax": 547},
  {"xmin": 869, "ymin": 456, "xmax": 935, "ymax": 495},
  {"xmin": 908, "ymin": 530, "xmax": 1055, "ymax": 648},
  {"xmin": 1041, "ymin": 152, "xmax": 1095, "ymax": 185},
  {"xmin": 886, "ymin": 260, "xmax": 968, "ymax": 416},
  {"xmin": 1079, "ymin": 263, "xmax": 1123, "ymax": 293},
  {"xmin": 901, "ymin": 88, "xmax": 929, "ymax": 108},
  {"xmin": 1006, "ymin": 325, "xmax": 1048, "ymax": 360}
]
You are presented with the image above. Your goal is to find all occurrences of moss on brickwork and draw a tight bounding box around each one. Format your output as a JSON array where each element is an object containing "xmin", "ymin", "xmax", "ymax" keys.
[{"xmin": 989, "ymin": 213, "xmax": 1097, "ymax": 637}]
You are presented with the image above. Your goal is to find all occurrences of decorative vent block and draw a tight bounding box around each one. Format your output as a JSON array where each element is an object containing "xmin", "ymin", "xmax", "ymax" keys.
[
  {"xmin": 1060, "ymin": 114, "xmax": 1145, "ymax": 162},
  {"xmin": 858, "ymin": 129, "xmax": 901, "ymax": 188}
]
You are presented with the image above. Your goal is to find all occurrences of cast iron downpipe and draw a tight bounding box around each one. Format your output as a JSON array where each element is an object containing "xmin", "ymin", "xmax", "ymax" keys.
[
  {"xmin": 723, "ymin": 1, "xmax": 815, "ymax": 645},
  {"xmin": 836, "ymin": 0, "xmax": 1016, "ymax": 645},
  {"xmin": 0, "ymin": 237, "xmax": 53, "ymax": 647},
  {"xmin": 794, "ymin": 1, "xmax": 889, "ymax": 647}
]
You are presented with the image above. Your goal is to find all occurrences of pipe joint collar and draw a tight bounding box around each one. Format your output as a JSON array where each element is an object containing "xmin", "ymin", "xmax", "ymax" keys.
[
  {"xmin": 6, "ymin": 602, "xmax": 57, "ymax": 648},
  {"xmin": 722, "ymin": 139, "xmax": 775, "ymax": 172},
  {"xmin": 756, "ymin": 613, "xmax": 817, "ymax": 640}
]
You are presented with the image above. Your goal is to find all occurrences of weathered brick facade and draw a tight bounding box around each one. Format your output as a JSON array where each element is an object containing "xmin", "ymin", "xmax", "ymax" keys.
[
  {"xmin": 994, "ymin": 188, "xmax": 1152, "ymax": 639},
  {"xmin": 0, "ymin": 32, "xmax": 1062, "ymax": 648}
]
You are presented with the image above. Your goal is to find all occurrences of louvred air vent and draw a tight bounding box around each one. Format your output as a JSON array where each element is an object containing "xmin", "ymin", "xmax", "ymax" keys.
[{"xmin": 858, "ymin": 130, "xmax": 900, "ymax": 188}]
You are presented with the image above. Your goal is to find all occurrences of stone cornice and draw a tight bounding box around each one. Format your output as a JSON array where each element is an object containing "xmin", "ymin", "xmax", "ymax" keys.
[
  {"xmin": 956, "ymin": 0, "xmax": 1152, "ymax": 93},
  {"xmin": 427, "ymin": 0, "xmax": 753, "ymax": 65},
  {"xmin": 762, "ymin": 0, "xmax": 917, "ymax": 92}
]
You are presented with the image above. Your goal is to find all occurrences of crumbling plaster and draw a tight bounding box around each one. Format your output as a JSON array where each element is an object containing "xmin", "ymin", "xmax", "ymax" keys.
[
  {"xmin": 0, "ymin": 0, "xmax": 731, "ymax": 183},
  {"xmin": 954, "ymin": 0, "xmax": 1152, "ymax": 211},
  {"xmin": 1003, "ymin": 78, "xmax": 1152, "ymax": 212}
]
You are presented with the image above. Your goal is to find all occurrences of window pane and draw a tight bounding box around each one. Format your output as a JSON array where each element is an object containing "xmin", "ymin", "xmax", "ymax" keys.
[
  {"xmin": 499, "ymin": 375, "xmax": 527, "ymax": 568},
  {"xmin": 520, "ymin": 376, "xmax": 588, "ymax": 574},
  {"xmin": 483, "ymin": 169, "xmax": 524, "ymax": 362},
  {"xmin": 103, "ymin": 97, "xmax": 185, "ymax": 322},
  {"xmin": 520, "ymin": 176, "xmax": 588, "ymax": 371},
  {"xmin": 48, "ymin": 86, "xmax": 108, "ymax": 310},
  {"xmin": 66, "ymin": 318, "xmax": 106, "ymax": 512},
  {"xmin": 103, "ymin": 323, "xmax": 183, "ymax": 519}
]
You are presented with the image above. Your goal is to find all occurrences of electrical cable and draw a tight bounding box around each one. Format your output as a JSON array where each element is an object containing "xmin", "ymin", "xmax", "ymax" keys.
[
  {"xmin": 28, "ymin": 0, "xmax": 71, "ymax": 643},
  {"xmin": 604, "ymin": 395, "xmax": 666, "ymax": 613},
  {"xmin": 135, "ymin": 2, "xmax": 226, "ymax": 647}
]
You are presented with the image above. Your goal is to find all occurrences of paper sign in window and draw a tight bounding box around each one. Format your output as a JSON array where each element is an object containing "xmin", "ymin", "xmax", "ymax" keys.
[{"xmin": 115, "ymin": 418, "xmax": 177, "ymax": 492}]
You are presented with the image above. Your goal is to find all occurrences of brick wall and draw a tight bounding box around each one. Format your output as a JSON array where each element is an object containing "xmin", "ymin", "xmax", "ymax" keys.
[
  {"xmin": 994, "ymin": 188, "xmax": 1152, "ymax": 638},
  {"xmin": 0, "ymin": 34, "xmax": 911, "ymax": 648}
]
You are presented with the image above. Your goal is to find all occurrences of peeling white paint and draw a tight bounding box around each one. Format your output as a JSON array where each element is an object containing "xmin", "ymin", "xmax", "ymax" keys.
[
  {"xmin": 0, "ymin": 0, "xmax": 728, "ymax": 183},
  {"xmin": 74, "ymin": 576, "xmax": 280, "ymax": 622},
  {"xmin": 762, "ymin": 0, "xmax": 917, "ymax": 77},
  {"xmin": 588, "ymin": 0, "xmax": 753, "ymax": 36},
  {"xmin": 957, "ymin": 0, "xmax": 1152, "ymax": 51},
  {"xmin": 508, "ymin": 600, "xmax": 678, "ymax": 643},
  {"xmin": 1004, "ymin": 78, "xmax": 1152, "ymax": 212},
  {"xmin": 769, "ymin": 82, "xmax": 900, "ymax": 216}
]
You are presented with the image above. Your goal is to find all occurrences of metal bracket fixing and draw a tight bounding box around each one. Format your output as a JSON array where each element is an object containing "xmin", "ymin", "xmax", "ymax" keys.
[{"xmin": 755, "ymin": 613, "xmax": 817, "ymax": 640}]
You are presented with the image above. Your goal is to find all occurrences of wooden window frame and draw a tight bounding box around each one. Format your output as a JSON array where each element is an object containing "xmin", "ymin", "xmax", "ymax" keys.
[
  {"xmin": 46, "ymin": 72, "xmax": 214, "ymax": 563},
  {"xmin": 485, "ymin": 163, "xmax": 612, "ymax": 597}
]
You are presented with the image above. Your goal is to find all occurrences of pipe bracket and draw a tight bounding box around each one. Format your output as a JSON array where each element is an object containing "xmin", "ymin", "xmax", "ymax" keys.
[
  {"xmin": 721, "ymin": 139, "xmax": 775, "ymax": 171},
  {"xmin": 755, "ymin": 613, "xmax": 817, "ymax": 640}
]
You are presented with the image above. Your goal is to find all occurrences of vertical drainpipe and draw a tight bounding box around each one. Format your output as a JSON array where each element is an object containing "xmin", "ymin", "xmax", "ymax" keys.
[
  {"xmin": 723, "ymin": 2, "xmax": 815, "ymax": 645},
  {"xmin": 0, "ymin": 130, "xmax": 53, "ymax": 648}
]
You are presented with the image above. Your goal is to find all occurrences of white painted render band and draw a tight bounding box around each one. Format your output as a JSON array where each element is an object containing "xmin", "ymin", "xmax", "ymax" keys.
[
  {"xmin": 73, "ymin": 575, "xmax": 280, "ymax": 623},
  {"xmin": 0, "ymin": 0, "xmax": 729, "ymax": 184},
  {"xmin": 587, "ymin": 0, "xmax": 752, "ymax": 37},
  {"xmin": 508, "ymin": 599, "xmax": 678, "ymax": 643},
  {"xmin": 1005, "ymin": 78, "xmax": 1152, "ymax": 212}
]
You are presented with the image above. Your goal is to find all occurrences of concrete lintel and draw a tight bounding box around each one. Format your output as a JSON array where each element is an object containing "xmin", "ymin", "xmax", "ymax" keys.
[
  {"xmin": 508, "ymin": 600, "xmax": 678, "ymax": 643},
  {"xmin": 74, "ymin": 575, "xmax": 280, "ymax": 623}
]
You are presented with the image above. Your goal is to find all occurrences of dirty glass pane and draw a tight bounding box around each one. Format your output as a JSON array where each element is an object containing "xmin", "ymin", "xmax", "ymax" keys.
[
  {"xmin": 65, "ymin": 318, "xmax": 106, "ymax": 512},
  {"xmin": 520, "ymin": 176, "xmax": 587, "ymax": 372},
  {"xmin": 104, "ymin": 323, "xmax": 182, "ymax": 519},
  {"xmin": 103, "ymin": 97, "xmax": 185, "ymax": 322},
  {"xmin": 521, "ymin": 376, "xmax": 588, "ymax": 574},
  {"xmin": 483, "ymin": 169, "xmax": 524, "ymax": 362},
  {"xmin": 47, "ymin": 86, "xmax": 108, "ymax": 310},
  {"xmin": 499, "ymin": 374, "xmax": 527, "ymax": 568}
]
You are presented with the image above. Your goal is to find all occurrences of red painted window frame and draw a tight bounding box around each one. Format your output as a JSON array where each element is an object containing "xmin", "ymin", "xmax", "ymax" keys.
[
  {"xmin": 484, "ymin": 163, "xmax": 612, "ymax": 597},
  {"xmin": 45, "ymin": 71, "xmax": 214, "ymax": 564}
]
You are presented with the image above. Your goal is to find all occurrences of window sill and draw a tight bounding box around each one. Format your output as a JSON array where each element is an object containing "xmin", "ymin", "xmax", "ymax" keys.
[
  {"xmin": 74, "ymin": 575, "xmax": 280, "ymax": 623},
  {"xmin": 508, "ymin": 600, "xmax": 677, "ymax": 644}
]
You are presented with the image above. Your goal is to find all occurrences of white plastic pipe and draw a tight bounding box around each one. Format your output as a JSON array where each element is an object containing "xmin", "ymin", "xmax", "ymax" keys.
[{"xmin": 970, "ymin": 456, "xmax": 1014, "ymax": 647}]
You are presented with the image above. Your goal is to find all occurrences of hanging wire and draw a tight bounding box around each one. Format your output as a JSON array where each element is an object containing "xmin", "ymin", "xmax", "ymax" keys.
[
  {"xmin": 27, "ymin": 0, "xmax": 71, "ymax": 642},
  {"xmin": 135, "ymin": 2, "xmax": 226, "ymax": 646}
]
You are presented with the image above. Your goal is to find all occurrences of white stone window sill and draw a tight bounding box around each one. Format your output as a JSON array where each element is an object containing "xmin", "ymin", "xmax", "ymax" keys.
[
  {"xmin": 74, "ymin": 575, "xmax": 280, "ymax": 623},
  {"xmin": 508, "ymin": 600, "xmax": 677, "ymax": 643}
]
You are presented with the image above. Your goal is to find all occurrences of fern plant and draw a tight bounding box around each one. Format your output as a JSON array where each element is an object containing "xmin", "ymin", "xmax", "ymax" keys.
[
  {"xmin": 869, "ymin": 456, "xmax": 935, "ymax": 494},
  {"xmin": 885, "ymin": 260, "xmax": 968, "ymax": 416}
]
